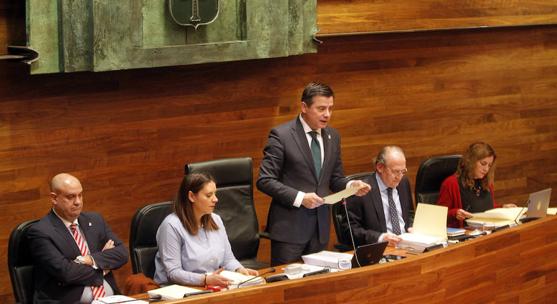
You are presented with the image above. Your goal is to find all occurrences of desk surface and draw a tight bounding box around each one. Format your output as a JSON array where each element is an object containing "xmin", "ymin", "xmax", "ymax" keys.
[{"xmin": 157, "ymin": 216, "xmax": 557, "ymax": 303}]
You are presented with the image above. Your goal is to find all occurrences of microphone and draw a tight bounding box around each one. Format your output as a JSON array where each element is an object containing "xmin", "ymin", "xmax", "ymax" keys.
[
  {"xmin": 342, "ymin": 198, "xmax": 361, "ymax": 267},
  {"xmin": 183, "ymin": 290, "xmax": 213, "ymax": 297},
  {"xmin": 237, "ymin": 267, "xmax": 276, "ymax": 287}
]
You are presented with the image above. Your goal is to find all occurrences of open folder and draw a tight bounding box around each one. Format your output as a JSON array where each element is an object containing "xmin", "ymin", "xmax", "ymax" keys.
[
  {"xmin": 466, "ymin": 207, "xmax": 526, "ymax": 228},
  {"xmin": 397, "ymin": 204, "xmax": 448, "ymax": 252}
]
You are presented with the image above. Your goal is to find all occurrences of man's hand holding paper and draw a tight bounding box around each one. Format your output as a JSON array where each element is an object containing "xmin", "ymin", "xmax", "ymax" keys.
[
  {"xmin": 323, "ymin": 181, "xmax": 371, "ymax": 205},
  {"xmin": 302, "ymin": 193, "xmax": 324, "ymax": 209},
  {"xmin": 350, "ymin": 180, "xmax": 371, "ymax": 196}
]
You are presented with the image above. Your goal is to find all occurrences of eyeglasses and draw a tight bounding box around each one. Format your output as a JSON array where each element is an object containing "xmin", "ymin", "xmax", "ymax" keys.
[{"xmin": 386, "ymin": 167, "xmax": 408, "ymax": 177}]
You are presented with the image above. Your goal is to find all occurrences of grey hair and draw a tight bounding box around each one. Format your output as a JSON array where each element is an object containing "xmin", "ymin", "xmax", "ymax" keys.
[{"xmin": 375, "ymin": 146, "xmax": 405, "ymax": 167}]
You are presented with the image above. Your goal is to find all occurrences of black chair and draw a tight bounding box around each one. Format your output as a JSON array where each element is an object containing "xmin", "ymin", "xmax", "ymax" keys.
[
  {"xmin": 415, "ymin": 155, "xmax": 461, "ymax": 205},
  {"xmin": 129, "ymin": 201, "xmax": 173, "ymax": 278},
  {"xmin": 8, "ymin": 219, "xmax": 38, "ymax": 304},
  {"xmin": 185, "ymin": 157, "xmax": 268, "ymax": 270},
  {"xmin": 331, "ymin": 172, "xmax": 373, "ymax": 251}
]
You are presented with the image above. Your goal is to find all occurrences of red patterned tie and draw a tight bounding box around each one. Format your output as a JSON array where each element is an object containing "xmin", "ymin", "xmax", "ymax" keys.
[{"xmin": 70, "ymin": 223, "xmax": 106, "ymax": 300}]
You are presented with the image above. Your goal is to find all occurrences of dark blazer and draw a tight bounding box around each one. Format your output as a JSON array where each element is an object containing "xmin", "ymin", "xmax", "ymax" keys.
[
  {"xmin": 27, "ymin": 211, "xmax": 128, "ymax": 303},
  {"xmin": 257, "ymin": 117, "xmax": 348, "ymax": 245},
  {"xmin": 346, "ymin": 172, "xmax": 414, "ymax": 246}
]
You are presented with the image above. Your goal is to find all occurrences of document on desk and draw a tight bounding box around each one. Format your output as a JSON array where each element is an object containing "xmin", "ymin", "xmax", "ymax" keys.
[
  {"xmin": 147, "ymin": 284, "xmax": 204, "ymax": 300},
  {"xmin": 466, "ymin": 207, "xmax": 526, "ymax": 227},
  {"xmin": 219, "ymin": 270, "xmax": 265, "ymax": 288},
  {"xmin": 398, "ymin": 203, "xmax": 448, "ymax": 252},
  {"xmin": 302, "ymin": 250, "xmax": 353, "ymax": 269},
  {"xmin": 323, "ymin": 186, "xmax": 363, "ymax": 204}
]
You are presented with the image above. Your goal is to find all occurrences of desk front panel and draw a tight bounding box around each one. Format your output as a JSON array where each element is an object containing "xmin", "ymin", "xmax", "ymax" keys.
[{"xmin": 162, "ymin": 216, "xmax": 557, "ymax": 303}]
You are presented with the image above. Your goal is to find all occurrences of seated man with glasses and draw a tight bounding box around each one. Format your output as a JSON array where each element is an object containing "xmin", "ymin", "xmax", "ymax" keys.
[{"xmin": 346, "ymin": 146, "xmax": 414, "ymax": 247}]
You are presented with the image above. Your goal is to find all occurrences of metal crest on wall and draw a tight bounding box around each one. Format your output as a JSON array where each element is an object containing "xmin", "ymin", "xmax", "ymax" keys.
[
  {"xmin": 25, "ymin": 0, "xmax": 318, "ymax": 74},
  {"xmin": 169, "ymin": 0, "xmax": 220, "ymax": 29}
]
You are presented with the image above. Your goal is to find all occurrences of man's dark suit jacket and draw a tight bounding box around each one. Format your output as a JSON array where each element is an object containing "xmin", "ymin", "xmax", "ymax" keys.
[
  {"xmin": 257, "ymin": 117, "xmax": 348, "ymax": 245},
  {"xmin": 27, "ymin": 211, "xmax": 128, "ymax": 303},
  {"xmin": 346, "ymin": 172, "xmax": 414, "ymax": 246}
]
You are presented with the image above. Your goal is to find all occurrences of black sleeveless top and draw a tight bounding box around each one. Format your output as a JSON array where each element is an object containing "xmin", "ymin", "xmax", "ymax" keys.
[{"xmin": 459, "ymin": 177, "xmax": 493, "ymax": 213}]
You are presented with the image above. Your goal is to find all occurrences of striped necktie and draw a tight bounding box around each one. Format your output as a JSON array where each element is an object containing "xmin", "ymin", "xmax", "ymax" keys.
[
  {"xmin": 70, "ymin": 223, "xmax": 106, "ymax": 300},
  {"xmin": 387, "ymin": 188, "xmax": 402, "ymax": 235}
]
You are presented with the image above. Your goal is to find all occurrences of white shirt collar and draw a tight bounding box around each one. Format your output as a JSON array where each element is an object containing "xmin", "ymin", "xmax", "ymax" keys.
[
  {"xmin": 52, "ymin": 208, "xmax": 78, "ymax": 228},
  {"xmin": 299, "ymin": 114, "xmax": 321, "ymax": 135},
  {"xmin": 375, "ymin": 173, "xmax": 390, "ymax": 193}
]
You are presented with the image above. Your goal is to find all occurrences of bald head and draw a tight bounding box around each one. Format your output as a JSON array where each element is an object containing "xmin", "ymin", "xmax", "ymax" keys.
[
  {"xmin": 50, "ymin": 173, "xmax": 83, "ymax": 222},
  {"xmin": 50, "ymin": 173, "xmax": 81, "ymax": 193}
]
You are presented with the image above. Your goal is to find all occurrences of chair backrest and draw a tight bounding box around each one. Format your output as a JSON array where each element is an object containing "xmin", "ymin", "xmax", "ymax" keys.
[
  {"xmin": 8, "ymin": 219, "xmax": 38, "ymax": 304},
  {"xmin": 129, "ymin": 201, "xmax": 173, "ymax": 278},
  {"xmin": 185, "ymin": 157, "xmax": 259, "ymax": 261},
  {"xmin": 332, "ymin": 172, "xmax": 373, "ymax": 249},
  {"xmin": 415, "ymin": 155, "xmax": 461, "ymax": 204}
]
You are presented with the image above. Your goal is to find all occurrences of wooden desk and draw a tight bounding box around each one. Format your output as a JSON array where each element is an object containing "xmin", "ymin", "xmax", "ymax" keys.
[{"xmin": 161, "ymin": 216, "xmax": 557, "ymax": 303}]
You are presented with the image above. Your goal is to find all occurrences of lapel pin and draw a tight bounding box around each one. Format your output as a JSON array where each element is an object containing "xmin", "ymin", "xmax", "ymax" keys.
[
  {"xmin": 89, "ymin": 222, "xmax": 92, "ymax": 227},
  {"xmin": 328, "ymin": 134, "xmax": 331, "ymax": 139}
]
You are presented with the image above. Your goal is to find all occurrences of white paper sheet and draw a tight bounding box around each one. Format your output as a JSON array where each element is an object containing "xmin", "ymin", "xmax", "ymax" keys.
[
  {"xmin": 302, "ymin": 250, "xmax": 353, "ymax": 268},
  {"xmin": 219, "ymin": 270, "xmax": 265, "ymax": 288},
  {"xmin": 147, "ymin": 285, "xmax": 204, "ymax": 300},
  {"xmin": 323, "ymin": 186, "xmax": 360, "ymax": 204}
]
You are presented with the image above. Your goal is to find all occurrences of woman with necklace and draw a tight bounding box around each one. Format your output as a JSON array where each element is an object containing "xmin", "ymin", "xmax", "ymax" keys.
[
  {"xmin": 154, "ymin": 173, "xmax": 258, "ymax": 287},
  {"xmin": 437, "ymin": 142, "xmax": 514, "ymax": 228}
]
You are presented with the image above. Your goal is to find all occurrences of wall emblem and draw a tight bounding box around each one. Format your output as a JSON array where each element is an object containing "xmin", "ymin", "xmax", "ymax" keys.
[{"xmin": 169, "ymin": 0, "xmax": 220, "ymax": 29}]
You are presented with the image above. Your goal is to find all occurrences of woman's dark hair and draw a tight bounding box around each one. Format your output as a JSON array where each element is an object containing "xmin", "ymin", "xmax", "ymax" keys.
[
  {"xmin": 456, "ymin": 142, "xmax": 496, "ymax": 191},
  {"xmin": 174, "ymin": 173, "xmax": 218, "ymax": 235}
]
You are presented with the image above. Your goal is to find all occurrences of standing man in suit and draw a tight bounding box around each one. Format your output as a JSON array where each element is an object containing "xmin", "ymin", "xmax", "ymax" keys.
[
  {"xmin": 27, "ymin": 173, "xmax": 128, "ymax": 303},
  {"xmin": 257, "ymin": 82, "xmax": 370, "ymax": 266},
  {"xmin": 346, "ymin": 146, "xmax": 414, "ymax": 247}
]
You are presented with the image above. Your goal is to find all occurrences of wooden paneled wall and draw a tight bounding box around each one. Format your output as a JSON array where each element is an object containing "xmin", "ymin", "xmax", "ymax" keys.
[
  {"xmin": 318, "ymin": 0, "xmax": 557, "ymax": 35},
  {"xmin": 1, "ymin": 1, "xmax": 557, "ymax": 302}
]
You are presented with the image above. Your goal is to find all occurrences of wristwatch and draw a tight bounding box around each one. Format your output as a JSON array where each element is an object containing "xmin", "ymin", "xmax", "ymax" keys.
[{"xmin": 75, "ymin": 255, "xmax": 86, "ymax": 264}]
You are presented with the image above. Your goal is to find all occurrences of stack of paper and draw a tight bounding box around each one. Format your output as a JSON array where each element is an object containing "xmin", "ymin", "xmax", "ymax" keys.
[
  {"xmin": 147, "ymin": 285, "xmax": 205, "ymax": 300},
  {"xmin": 220, "ymin": 270, "xmax": 265, "ymax": 288},
  {"xmin": 466, "ymin": 207, "xmax": 526, "ymax": 228},
  {"xmin": 283, "ymin": 264, "xmax": 327, "ymax": 279},
  {"xmin": 399, "ymin": 233, "xmax": 445, "ymax": 252},
  {"xmin": 447, "ymin": 227, "xmax": 466, "ymax": 237},
  {"xmin": 302, "ymin": 250, "xmax": 353, "ymax": 269},
  {"xmin": 397, "ymin": 204, "xmax": 448, "ymax": 253}
]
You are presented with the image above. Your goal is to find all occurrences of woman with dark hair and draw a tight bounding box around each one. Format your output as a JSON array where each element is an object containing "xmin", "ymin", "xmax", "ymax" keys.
[
  {"xmin": 154, "ymin": 173, "xmax": 258, "ymax": 287},
  {"xmin": 437, "ymin": 142, "xmax": 514, "ymax": 228}
]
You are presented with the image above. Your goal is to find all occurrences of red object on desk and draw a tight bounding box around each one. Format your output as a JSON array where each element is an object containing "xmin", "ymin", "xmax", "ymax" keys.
[{"xmin": 206, "ymin": 285, "xmax": 223, "ymax": 292}]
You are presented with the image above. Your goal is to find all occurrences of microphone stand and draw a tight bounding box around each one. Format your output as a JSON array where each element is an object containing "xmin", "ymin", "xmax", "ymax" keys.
[
  {"xmin": 342, "ymin": 198, "xmax": 361, "ymax": 267},
  {"xmin": 237, "ymin": 267, "xmax": 276, "ymax": 287}
]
